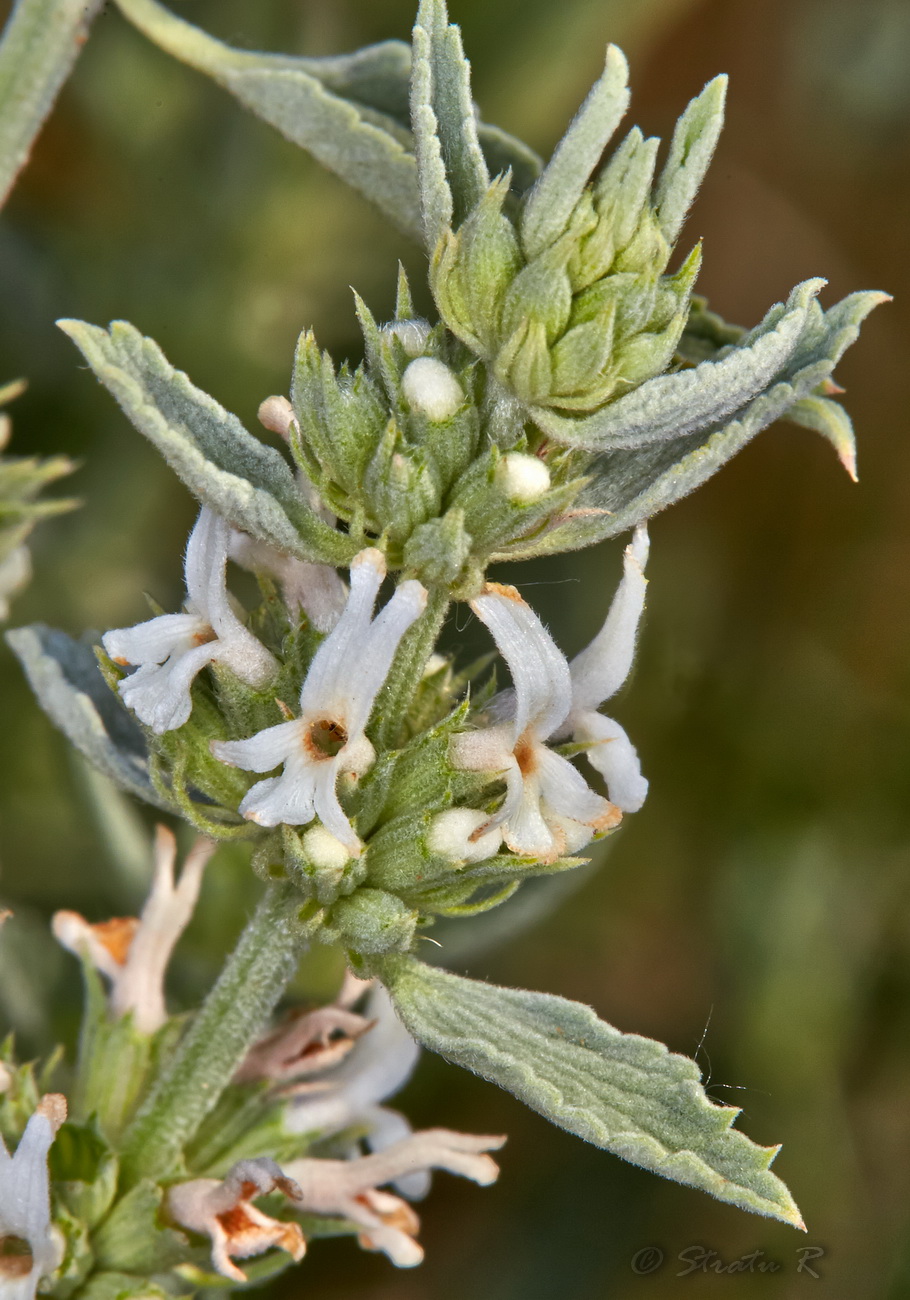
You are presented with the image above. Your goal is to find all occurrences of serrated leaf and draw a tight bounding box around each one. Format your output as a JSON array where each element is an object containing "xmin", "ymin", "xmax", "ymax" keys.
[
  {"xmin": 520, "ymin": 44, "xmax": 630, "ymax": 261},
  {"xmin": 380, "ymin": 957, "xmax": 804, "ymax": 1227},
  {"xmin": 58, "ymin": 319, "xmax": 355, "ymax": 566},
  {"xmin": 653, "ymin": 75, "xmax": 727, "ymax": 243},
  {"xmin": 5, "ymin": 623, "xmax": 171, "ymax": 810}
]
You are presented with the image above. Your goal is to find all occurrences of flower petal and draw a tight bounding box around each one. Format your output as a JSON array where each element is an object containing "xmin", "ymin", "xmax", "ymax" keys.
[
  {"xmin": 213, "ymin": 719, "xmax": 302, "ymax": 773},
  {"xmin": 572, "ymin": 711, "xmax": 648, "ymax": 812},
  {"xmin": 569, "ymin": 524, "xmax": 649, "ymax": 711},
  {"xmin": 470, "ymin": 584, "xmax": 572, "ymax": 741}
]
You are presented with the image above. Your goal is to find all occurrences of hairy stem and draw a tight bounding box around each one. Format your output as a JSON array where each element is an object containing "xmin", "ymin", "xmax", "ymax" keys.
[
  {"xmin": 119, "ymin": 881, "xmax": 303, "ymax": 1184},
  {"xmin": 0, "ymin": 0, "xmax": 105, "ymax": 209}
]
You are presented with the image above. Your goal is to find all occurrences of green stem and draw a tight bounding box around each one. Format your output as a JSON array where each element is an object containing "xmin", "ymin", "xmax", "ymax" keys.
[
  {"xmin": 119, "ymin": 882, "xmax": 303, "ymax": 1184},
  {"xmin": 373, "ymin": 585, "xmax": 449, "ymax": 750},
  {"xmin": 0, "ymin": 0, "xmax": 105, "ymax": 209}
]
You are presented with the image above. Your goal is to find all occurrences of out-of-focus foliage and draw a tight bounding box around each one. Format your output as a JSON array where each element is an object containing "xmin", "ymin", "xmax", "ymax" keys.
[{"xmin": 0, "ymin": 0, "xmax": 907, "ymax": 1296}]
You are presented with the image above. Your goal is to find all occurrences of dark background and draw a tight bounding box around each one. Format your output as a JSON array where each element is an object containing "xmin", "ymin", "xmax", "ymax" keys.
[{"xmin": 1, "ymin": 0, "xmax": 909, "ymax": 1296}]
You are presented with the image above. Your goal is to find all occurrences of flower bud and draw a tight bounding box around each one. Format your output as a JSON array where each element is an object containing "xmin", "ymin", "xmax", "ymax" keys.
[
  {"xmin": 402, "ymin": 359, "xmax": 463, "ymax": 422},
  {"xmin": 495, "ymin": 453, "xmax": 551, "ymax": 504}
]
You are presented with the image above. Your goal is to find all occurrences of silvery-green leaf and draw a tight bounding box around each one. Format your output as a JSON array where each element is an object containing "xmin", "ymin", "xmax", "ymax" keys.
[
  {"xmin": 785, "ymin": 395, "xmax": 857, "ymax": 480},
  {"xmin": 501, "ymin": 287, "xmax": 888, "ymax": 556},
  {"xmin": 653, "ymin": 75, "xmax": 727, "ymax": 244},
  {"xmin": 412, "ymin": 0, "xmax": 489, "ymax": 251},
  {"xmin": 380, "ymin": 957, "xmax": 804, "ymax": 1227},
  {"xmin": 0, "ymin": 0, "xmax": 105, "ymax": 208},
  {"xmin": 520, "ymin": 45, "xmax": 630, "ymax": 262},
  {"xmin": 530, "ymin": 278, "xmax": 825, "ymax": 450},
  {"xmin": 115, "ymin": 0, "xmax": 422, "ymax": 240},
  {"xmin": 5, "ymin": 624, "xmax": 172, "ymax": 810},
  {"xmin": 58, "ymin": 319, "xmax": 355, "ymax": 566}
]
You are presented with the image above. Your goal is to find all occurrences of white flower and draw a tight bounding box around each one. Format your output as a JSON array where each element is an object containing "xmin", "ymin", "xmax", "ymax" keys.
[
  {"xmin": 229, "ymin": 531, "xmax": 348, "ymax": 634},
  {"xmin": 381, "ymin": 318, "xmax": 432, "ymax": 357},
  {"xmin": 401, "ymin": 358, "xmax": 463, "ymax": 421},
  {"xmin": 283, "ymin": 1128, "xmax": 505, "ymax": 1268},
  {"xmin": 559, "ymin": 523, "xmax": 650, "ymax": 812},
  {"xmin": 427, "ymin": 808, "xmax": 504, "ymax": 864},
  {"xmin": 166, "ymin": 1158, "xmax": 305, "ymax": 1284},
  {"xmin": 103, "ymin": 508, "xmax": 277, "ymax": 734},
  {"xmin": 0, "ymin": 1094, "xmax": 66, "ymax": 1300},
  {"xmin": 52, "ymin": 826, "xmax": 214, "ymax": 1034},
  {"xmin": 283, "ymin": 983, "xmax": 428, "ymax": 1197},
  {"xmin": 450, "ymin": 584, "xmax": 620, "ymax": 863},
  {"xmin": 212, "ymin": 549, "xmax": 426, "ymax": 853}
]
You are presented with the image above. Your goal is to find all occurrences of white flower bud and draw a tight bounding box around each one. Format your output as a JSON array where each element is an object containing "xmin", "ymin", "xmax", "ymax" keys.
[
  {"xmin": 427, "ymin": 809, "xmax": 503, "ymax": 864},
  {"xmin": 495, "ymin": 452, "xmax": 551, "ymax": 504},
  {"xmin": 301, "ymin": 825, "xmax": 351, "ymax": 871},
  {"xmin": 402, "ymin": 358, "xmax": 463, "ymax": 422},
  {"xmin": 257, "ymin": 395, "xmax": 296, "ymax": 440},
  {"xmin": 381, "ymin": 318, "xmax": 431, "ymax": 357}
]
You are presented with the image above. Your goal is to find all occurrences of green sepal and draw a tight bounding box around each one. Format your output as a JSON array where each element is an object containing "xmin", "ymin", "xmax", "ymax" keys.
[
  {"xmin": 48, "ymin": 1200, "xmax": 94, "ymax": 1299},
  {"xmin": 50, "ymin": 1117, "xmax": 119, "ymax": 1229},
  {"xmin": 378, "ymin": 956, "xmax": 805, "ymax": 1228},
  {"xmin": 653, "ymin": 75, "xmax": 727, "ymax": 243},
  {"xmin": 280, "ymin": 824, "xmax": 368, "ymax": 907},
  {"xmin": 402, "ymin": 508, "xmax": 472, "ymax": 586},
  {"xmin": 74, "ymin": 1272, "xmax": 174, "ymax": 1300},
  {"xmin": 92, "ymin": 1180, "xmax": 191, "ymax": 1276},
  {"xmin": 324, "ymin": 888, "xmax": 419, "ymax": 956},
  {"xmin": 183, "ymin": 1081, "xmax": 307, "ymax": 1179},
  {"xmin": 519, "ymin": 45, "xmax": 630, "ymax": 261}
]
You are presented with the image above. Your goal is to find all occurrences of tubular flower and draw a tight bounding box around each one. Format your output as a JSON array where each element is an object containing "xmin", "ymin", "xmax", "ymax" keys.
[
  {"xmin": 228, "ymin": 530, "xmax": 348, "ymax": 633},
  {"xmin": 0, "ymin": 1094, "xmax": 67, "ymax": 1300},
  {"xmin": 52, "ymin": 826, "xmax": 214, "ymax": 1034},
  {"xmin": 560, "ymin": 523, "xmax": 650, "ymax": 812},
  {"xmin": 450, "ymin": 584, "xmax": 621, "ymax": 863},
  {"xmin": 283, "ymin": 1129, "xmax": 505, "ymax": 1268},
  {"xmin": 212, "ymin": 549, "xmax": 427, "ymax": 853},
  {"xmin": 166, "ymin": 1158, "xmax": 305, "ymax": 1284},
  {"xmin": 283, "ymin": 983, "xmax": 427, "ymax": 1197},
  {"xmin": 102, "ymin": 508, "xmax": 277, "ymax": 734}
]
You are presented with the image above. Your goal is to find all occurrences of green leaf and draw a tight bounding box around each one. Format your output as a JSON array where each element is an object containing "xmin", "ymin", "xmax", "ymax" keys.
[
  {"xmin": 653, "ymin": 75, "xmax": 727, "ymax": 243},
  {"xmin": 57, "ymin": 319, "xmax": 355, "ymax": 566},
  {"xmin": 0, "ymin": 0, "xmax": 104, "ymax": 209},
  {"xmin": 114, "ymin": 0, "xmax": 538, "ymax": 243},
  {"xmin": 412, "ymin": 0, "xmax": 489, "ymax": 252},
  {"xmin": 4, "ymin": 623, "xmax": 171, "ymax": 810},
  {"xmin": 380, "ymin": 957, "xmax": 804, "ymax": 1227},
  {"xmin": 520, "ymin": 44, "xmax": 630, "ymax": 260}
]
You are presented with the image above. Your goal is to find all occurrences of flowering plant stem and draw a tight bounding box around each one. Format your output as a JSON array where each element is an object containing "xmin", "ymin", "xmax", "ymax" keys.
[
  {"xmin": 119, "ymin": 881, "xmax": 304, "ymax": 1185},
  {"xmin": 0, "ymin": 0, "xmax": 105, "ymax": 208}
]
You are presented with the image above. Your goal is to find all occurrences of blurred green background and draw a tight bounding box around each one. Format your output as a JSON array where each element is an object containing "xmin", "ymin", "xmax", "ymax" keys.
[{"xmin": 1, "ymin": 0, "xmax": 909, "ymax": 1296}]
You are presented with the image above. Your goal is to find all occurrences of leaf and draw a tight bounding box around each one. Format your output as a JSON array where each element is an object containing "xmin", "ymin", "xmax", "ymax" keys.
[
  {"xmin": 412, "ymin": 0, "xmax": 489, "ymax": 252},
  {"xmin": 0, "ymin": 0, "xmax": 105, "ymax": 209},
  {"xmin": 520, "ymin": 44, "xmax": 630, "ymax": 260},
  {"xmin": 653, "ymin": 75, "xmax": 727, "ymax": 243},
  {"xmin": 5, "ymin": 623, "xmax": 171, "ymax": 810},
  {"xmin": 380, "ymin": 956, "xmax": 804, "ymax": 1227},
  {"xmin": 114, "ymin": 0, "xmax": 539, "ymax": 242},
  {"xmin": 57, "ymin": 319, "xmax": 355, "ymax": 566},
  {"xmin": 530, "ymin": 278, "xmax": 826, "ymax": 450}
]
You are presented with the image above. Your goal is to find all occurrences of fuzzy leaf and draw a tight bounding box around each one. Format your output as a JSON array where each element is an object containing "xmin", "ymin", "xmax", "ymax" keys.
[
  {"xmin": 380, "ymin": 956, "xmax": 804, "ymax": 1227},
  {"xmin": 5, "ymin": 624, "xmax": 169, "ymax": 809},
  {"xmin": 115, "ymin": 0, "xmax": 537, "ymax": 244},
  {"xmin": 520, "ymin": 45, "xmax": 630, "ymax": 260},
  {"xmin": 58, "ymin": 319, "xmax": 354, "ymax": 566},
  {"xmin": 653, "ymin": 75, "xmax": 727, "ymax": 243}
]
